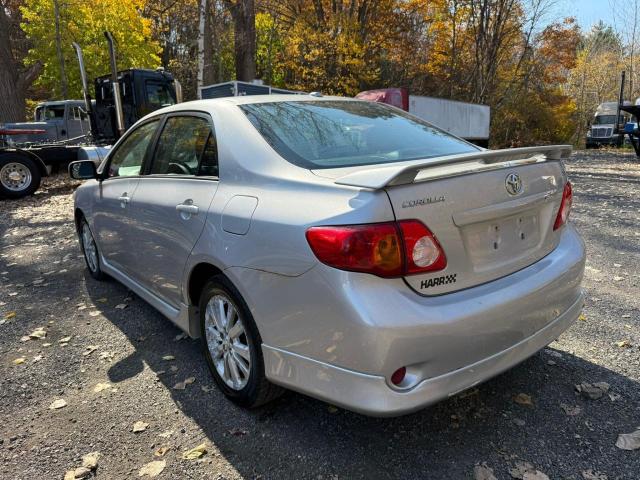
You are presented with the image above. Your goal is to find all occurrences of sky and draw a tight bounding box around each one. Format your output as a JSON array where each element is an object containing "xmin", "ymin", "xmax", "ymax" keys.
[{"xmin": 553, "ymin": 0, "xmax": 629, "ymax": 33}]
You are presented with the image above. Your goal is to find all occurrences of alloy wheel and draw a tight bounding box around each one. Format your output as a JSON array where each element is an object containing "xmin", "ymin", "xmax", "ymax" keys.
[{"xmin": 204, "ymin": 294, "xmax": 252, "ymax": 390}]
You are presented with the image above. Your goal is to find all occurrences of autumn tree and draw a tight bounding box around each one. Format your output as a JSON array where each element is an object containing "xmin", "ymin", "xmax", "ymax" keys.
[
  {"xmin": 21, "ymin": 0, "xmax": 161, "ymax": 99},
  {"xmin": 0, "ymin": 0, "xmax": 42, "ymax": 122}
]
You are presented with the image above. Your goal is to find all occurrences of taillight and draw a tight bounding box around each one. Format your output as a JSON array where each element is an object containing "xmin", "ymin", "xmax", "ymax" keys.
[
  {"xmin": 398, "ymin": 220, "xmax": 447, "ymax": 274},
  {"xmin": 306, "ymin": 220, "xmax": 446, "ymax": 278},
  {"xmin": 553, "ymin": 182, "xmax": 573, "ymax": 230}
]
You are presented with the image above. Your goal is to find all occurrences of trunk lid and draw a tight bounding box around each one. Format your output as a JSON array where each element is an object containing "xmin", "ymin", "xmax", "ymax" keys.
[{"xmin": 323, "ymin": 146, "xmax": 570, "ymax": 295}]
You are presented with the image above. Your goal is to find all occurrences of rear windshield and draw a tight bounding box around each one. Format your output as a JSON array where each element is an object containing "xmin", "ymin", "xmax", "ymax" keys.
[{"xmin": 240, "ymin": 100, "xmax": 478, "ymax": 169}]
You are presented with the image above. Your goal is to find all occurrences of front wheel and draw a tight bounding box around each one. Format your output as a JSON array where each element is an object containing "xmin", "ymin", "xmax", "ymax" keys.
[
  {"xmin": 79, "ymin": 218, "xmax": 105, "ymax": 280},
  {"xmin": 199, "ymin": 276, "xmax": 283, "ymax": 408},
  {"xmin": 0, "ymin": 155, "xmax": 42, "ymax": 199}
]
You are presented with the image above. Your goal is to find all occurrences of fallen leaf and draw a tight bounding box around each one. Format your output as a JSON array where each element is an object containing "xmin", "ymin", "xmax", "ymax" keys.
[
  {"xmin": 154, "ymin": 446, "xmax": 170, "ymax": 457},
  {"xmin": 575, "ymin": 382, "xmax": 609, "ymax": 400},
  {"xmin": 613, "ymin": 276, "xmax": 623, "ymax": 282},
  {"xmin": 169, "ymin": 366, "xmax": 178, "ymax": 372},
  {"xmin": 132, "ymin": 421, "xmax": 149, "ymax": 433},
  {"xmin": 82, "ymin": 451, "xmax": 100, "ymax": 470},
  {"xmin": 158, "ymin": 430, "xmax": 174, "ymax": 438},
  {"xmin": 12, "ymin": 357, "xmax": 26, "ymax": 365},
  {"xmin": 64, "ymin": 470, "xmax": 75, "ymax": 480},
  {"xmin": 510, "ymin": 461, "xmax": 535, "ymax": 479},
  {"xmin": 138, "ymin": 460, "xmax": 166, "ymax": 477},
  {"xmin": 173, "ymin": 377, "xmax": 195, "ymax": 390},
  {"xmin": 514, "ymin": 393, "xmax": 533, "ymax": 407},
  {"xmin": 115, "ymin": 303, "xmax": 128, "ymax": 310},
  {"xmin": 33, "ymin": 355, "xmax": 43, "ymax": 362},
  {"xmin": 474, "ymin": 463, "xmax": 497, "ymax": 480},
  {"xmin": 49, "ymin": 398, "xmax": 67, "ymax": 409},
  {"xmin": 73, "ymin": 466, "xmax": 91, "ymax": 478},
  {"xmin": 4, "ymin": 311, "xmax": 16, "ymax": 320},
  {"xmin": 523, "ymin": 472, "xmax": 550, "ymax": 480},
  {"xmin": 42, "ymin": 343, "xmax": 52, "ymax": 347},
  {"xmin": 578, "ymin": 314, "xmax": 587, "ymax": 321},
  {"xmin": 327, "ymin": 405, "xmax": 338, "ymax": 414},
  {"xmin": 162, "ymin": 355, "xmax": 175, "ymax": 361},
  {"xmin": 88, "ymin": 311, "xmax": 101, "ymax": 317},
  {"xmin": 97, "ymin": 297, "xmax": 108, "ymax": 303},
  {"xmin": 93, "ymin": 382, "xmax": 111, "ymax": 393},
  {"xmin": 82, "ymin": 345, "xmax": 99, "ymax": 356},
  {"xmin": 227, "ymin": 428, "xmax": 248, "ymax": 436},
  {"xmin": 59, "ymin": 336, "xmax": 72, "ymax": 343},
  {"xmin": 20, "ymin": 335, "xmax": 30, "ymax": 342},
  {"xmin": 582, "ymin": 469, "xmax": 608, "ymax": 480},
  {"xmin": 182, "ymin": 443, "xmax": 207, "ymax": 459},
  {"xmin": 174, "ymin": 333, "xmax": 187, "ymax": 341},
  {"xmin": 28, "ymin": 327, "xmax": 46, "ymax": 339},
  {"xmin": 615, "ymin": 340, "xmax": 632, "ymax": 348},
  {"xmin": 615, "ymin": 429, "xmax": 640, "ymax": 450},
  {"xmin": 99, "ymin": 351, "xmax": 114, "ymax": 361},
  {"xmin": 560, "ymin": 403, "xmax": 582, "ymax": 416}
]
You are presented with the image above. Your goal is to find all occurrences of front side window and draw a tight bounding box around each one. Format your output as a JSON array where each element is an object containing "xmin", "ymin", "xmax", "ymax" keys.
[
  {"xmin": 240, "ymin": 100, "xmax": 478, "ymax": 169},
  {"xmin": 150, "ymin": 116, "xmax": 214, "ymax": 176},
  {"xmin": 107, "ymin": 119, "xmax": 159, "ymax": 178}
]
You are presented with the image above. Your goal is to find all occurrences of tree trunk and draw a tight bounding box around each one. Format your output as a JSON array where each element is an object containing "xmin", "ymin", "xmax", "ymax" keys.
[
  {"xmin": 53, "ymin": 0, "xmax": 68, "ymax": 98},
  {"xmin": 226, "ymin": 0, "xmax": 256, "ymax": 81}
]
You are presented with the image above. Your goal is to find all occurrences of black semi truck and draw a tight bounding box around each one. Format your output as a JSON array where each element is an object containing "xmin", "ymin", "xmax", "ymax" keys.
[{"xmin": 0, "ymin": 32, "xmax": 181, "ymax": 199}]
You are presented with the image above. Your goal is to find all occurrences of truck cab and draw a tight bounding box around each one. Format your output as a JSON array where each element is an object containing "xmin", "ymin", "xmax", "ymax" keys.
[
  {"xmin": 1, "ymin": 100, "xmax": 90, "ymax": 147},
  {"xmin": 586, "ymin": 101, "xmax": 631, "ymax": 148},
  {"xmin": 92, "ymin": 68, "xmax": 179, "ymax": 143}
]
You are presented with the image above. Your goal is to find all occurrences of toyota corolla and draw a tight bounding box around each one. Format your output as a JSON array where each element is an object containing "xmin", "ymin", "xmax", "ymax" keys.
[{"xmin": 70, "ymin": 96, "xmax": 585, "ymax": 416}]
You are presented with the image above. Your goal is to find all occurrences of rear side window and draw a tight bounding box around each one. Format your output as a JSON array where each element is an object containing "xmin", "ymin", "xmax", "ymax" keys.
[
  {"xmin": 107, "ymin": 119, "xmax": 159, "ymax": 178},
  {"xmin": 240, "ymin": 100, "xmax": 478, "ymax": 169},
  {"xmin": 150, "ymin": 116, "xmax": 216, "ymax": 176}
]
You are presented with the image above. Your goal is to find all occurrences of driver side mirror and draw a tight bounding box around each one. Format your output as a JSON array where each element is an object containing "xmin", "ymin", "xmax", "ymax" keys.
[{"xmin": 69, "ymin": 160, "xmax": 98, "ymax": 180}]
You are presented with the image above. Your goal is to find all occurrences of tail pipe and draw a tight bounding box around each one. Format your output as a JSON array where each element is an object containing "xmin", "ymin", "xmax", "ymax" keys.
[
  {"xmin": 104, "ymin": 31, "xmax": 125, "ymax": 138},
  {"xmin": 72, "ymin": 42, "xmax": 98, "ymax": 139}
]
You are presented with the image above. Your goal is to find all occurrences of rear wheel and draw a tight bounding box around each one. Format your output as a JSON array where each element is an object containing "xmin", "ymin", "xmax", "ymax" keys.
[
  {"xmin": 199, "ymin": 276, "xmax": 283, "ymax": 408},
  {"xmin": 0, "ymin": 155, "xmax": 42, "ymax": 199}
]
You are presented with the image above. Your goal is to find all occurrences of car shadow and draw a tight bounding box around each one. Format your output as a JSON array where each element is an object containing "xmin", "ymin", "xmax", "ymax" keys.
[{"xmin": 82, "ymin": 275, "xmax": 640, "ymax": 480}]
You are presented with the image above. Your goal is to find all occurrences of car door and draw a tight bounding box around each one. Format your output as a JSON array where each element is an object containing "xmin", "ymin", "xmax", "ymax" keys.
[
  {"xmin": 92, "ymin": 118, "xmax": 160, "ymax": 275},
  {"xmin": 125, "ymin": 113, "xmax": 219, "ymax": 307}
]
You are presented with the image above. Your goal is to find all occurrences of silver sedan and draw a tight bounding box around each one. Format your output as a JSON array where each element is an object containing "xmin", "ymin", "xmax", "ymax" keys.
[{"xmin": 70, "ymin": 96, "xmax": 585, "ymax": 416}]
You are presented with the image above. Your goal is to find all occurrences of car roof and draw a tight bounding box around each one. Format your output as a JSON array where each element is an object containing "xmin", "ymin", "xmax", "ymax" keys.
[{"xmin": 156, "ymin": 94, "xmax": 359, "ymax": 114}]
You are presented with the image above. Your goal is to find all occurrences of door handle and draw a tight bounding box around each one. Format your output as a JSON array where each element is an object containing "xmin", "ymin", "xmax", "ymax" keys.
[
  {"xmin": 118, "ymin": 193, "xmax": 130, "ymax": 207},
  {"xmin": 176, "ymin": 202, "xmax": 199, "ymax": 217}
]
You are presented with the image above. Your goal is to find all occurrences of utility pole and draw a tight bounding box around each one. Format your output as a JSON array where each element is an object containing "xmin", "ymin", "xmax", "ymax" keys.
[{"xmin": 53, "ymin": 0, "xmax": 68, "ymax": 98}]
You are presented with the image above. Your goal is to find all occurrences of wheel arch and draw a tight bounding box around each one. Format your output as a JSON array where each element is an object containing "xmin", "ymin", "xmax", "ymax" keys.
[
  {"xmin": 187, "ymin": 262, "xmax": 225, "ymax": 308},
  {"xmin": 0, "ymin": 149, "xmax": 49, "ymax": 178}
]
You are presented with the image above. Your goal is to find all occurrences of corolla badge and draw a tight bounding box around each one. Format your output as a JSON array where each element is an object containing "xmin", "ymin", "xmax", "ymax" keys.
[{"xmin": 505, "ymin": 173, "xmax": 523, "ymax": 195}]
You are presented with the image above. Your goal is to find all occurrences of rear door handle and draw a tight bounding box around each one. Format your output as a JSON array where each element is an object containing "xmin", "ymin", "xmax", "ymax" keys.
[{"xmin": 176, "ymin": 202, "xmax": 199, "ymax": 217}]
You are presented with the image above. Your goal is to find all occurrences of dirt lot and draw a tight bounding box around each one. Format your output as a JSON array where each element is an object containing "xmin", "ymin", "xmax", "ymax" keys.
[{"xmin": 0, "ymin": 150, "xmax": 638, "ymax": 479}]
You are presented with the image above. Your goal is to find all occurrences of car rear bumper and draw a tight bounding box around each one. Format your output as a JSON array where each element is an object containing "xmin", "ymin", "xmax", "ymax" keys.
[
  {"xmin": 254, "ymin": 225, "xmax": 585, "ymax": 416},
  {"xmin": 263, "ymin": 292, "xmax": 582, "ymax": 416}
]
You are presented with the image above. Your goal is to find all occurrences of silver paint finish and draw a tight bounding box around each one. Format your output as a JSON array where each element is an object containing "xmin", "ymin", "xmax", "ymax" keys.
[{"xmin": 73, "ymin": 96, "xmax": 586, "ymax": 416}]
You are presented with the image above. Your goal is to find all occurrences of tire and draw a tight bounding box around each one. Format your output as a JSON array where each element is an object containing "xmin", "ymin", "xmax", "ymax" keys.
[
  {"xmin": 79, "ymin": 217, "xmax": 106, "ymax": 280},
  {"xmin": 0, "ymin": 155, "xmax": 42, "ymax": 199},
  {"xmin": 199, "ymin": 275, "xmax": 283, "ymax": 408}
]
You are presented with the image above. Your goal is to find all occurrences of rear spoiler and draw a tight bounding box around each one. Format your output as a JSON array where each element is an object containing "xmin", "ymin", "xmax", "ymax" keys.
[{"xmin": 334, "ymin": 145, "xmax": 572, "ymax": 189}]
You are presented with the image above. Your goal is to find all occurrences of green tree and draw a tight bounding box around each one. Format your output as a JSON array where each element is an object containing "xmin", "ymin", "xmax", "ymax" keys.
[{"xmin": 21, "ymin": 0, "xmax": 161, "ymax": 99}]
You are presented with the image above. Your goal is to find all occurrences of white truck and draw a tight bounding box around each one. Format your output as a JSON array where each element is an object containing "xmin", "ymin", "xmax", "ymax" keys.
[
  {"xmin": 355, "ymin": 88, "xmax": 490, "ymax": 147},
  {"xmin": 585, "ymin": 101, "xmax": 631, "ymax": 148}
]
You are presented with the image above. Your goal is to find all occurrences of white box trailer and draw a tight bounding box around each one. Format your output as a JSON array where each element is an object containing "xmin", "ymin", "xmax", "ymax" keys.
[{"xmin": 356, "ymin": 88, "xmax": 490, "ymax": 147}]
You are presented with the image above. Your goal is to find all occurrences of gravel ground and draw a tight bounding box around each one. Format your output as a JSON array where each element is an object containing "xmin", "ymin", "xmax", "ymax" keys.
[{"xmin": 0, "ymin": 150, "xmax": 638, "ymax": 480}]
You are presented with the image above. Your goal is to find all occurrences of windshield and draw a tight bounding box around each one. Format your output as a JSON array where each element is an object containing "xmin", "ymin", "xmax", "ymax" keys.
[
  {"xmin": 240, "ymin": 100, "xmax": 479, "ymax": 169},
  {"xmin": 593, "ymin": 115, "xmax": 618, "ymax": 125}
]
